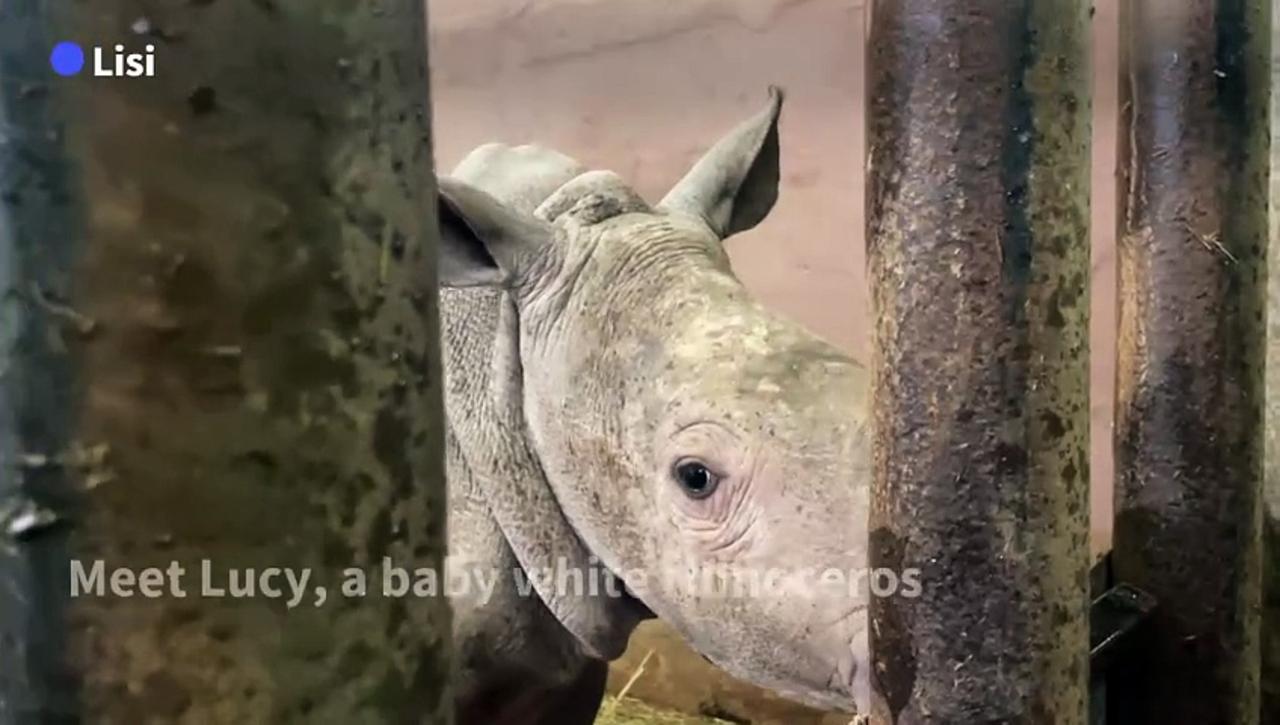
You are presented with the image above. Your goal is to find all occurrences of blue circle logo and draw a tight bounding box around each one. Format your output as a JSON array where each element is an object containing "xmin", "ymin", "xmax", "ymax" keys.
[{"xmin": 50, "ymin": 42, "xmax": 85, "ymax": 76}]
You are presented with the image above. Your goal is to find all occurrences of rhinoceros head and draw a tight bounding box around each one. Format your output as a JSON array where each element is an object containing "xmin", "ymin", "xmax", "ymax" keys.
[{"xmin": 438, "ymin": 89, "xmax": 872, "ymax": 713}]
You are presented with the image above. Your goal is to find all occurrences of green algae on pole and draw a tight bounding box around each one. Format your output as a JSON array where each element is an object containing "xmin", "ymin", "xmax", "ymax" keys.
[
  {"xmin": 0, "ymin": 1, "xmax": 452, "ymax": 722},
  {"xmin": 1111, "ymin": 1, "xmax": 1269, "ymax": 723},
  {"xmin": 866, "ymin": 1, "xmax": 1092, "ymax": 722}
]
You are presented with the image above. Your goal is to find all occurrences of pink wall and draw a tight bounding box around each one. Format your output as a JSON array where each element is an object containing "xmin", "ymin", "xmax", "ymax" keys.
[{"xmin": 429, "ymin": 0, "xmax": 1119, "ymax": 555}]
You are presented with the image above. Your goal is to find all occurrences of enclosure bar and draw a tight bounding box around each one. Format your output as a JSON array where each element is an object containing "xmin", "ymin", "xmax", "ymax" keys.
[
  {"xmin": 0, "ymin": 2, "xmax": 452, "ymax": 722},
  {"xmin": 1111, "ymin": 1, "xmax": 1269, "ymax": 723},
  {"xmin": 1263, "ymin": 1, "xmax": 1280, "ymax": 721},
  {"xmin": 866, "ymin": 2, "xmax": 1092, "ymax": 722}
]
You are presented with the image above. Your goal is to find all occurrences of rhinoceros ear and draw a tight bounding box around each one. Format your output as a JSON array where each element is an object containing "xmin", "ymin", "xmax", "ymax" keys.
[
  {"xmin": 659, "ymin": 86, "xmax": 783, "ymax": 240},
  {"xmin": 437, "ymin": 176, "xmax": 553, "ymax": 288}
]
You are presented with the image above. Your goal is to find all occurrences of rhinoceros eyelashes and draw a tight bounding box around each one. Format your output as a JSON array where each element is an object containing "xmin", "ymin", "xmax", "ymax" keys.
[{"xmin": 672, "ymin": 459, "xmax": 720, "ymax": 500}]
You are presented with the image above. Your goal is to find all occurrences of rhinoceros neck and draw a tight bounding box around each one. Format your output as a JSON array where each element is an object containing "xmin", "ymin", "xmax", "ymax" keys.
[
  {"xmin": 440, "ymin": 285, "xmax": 647, "ymax": 668},
  {"xmin": 440, "ymin": 287, "xmax": 506, "ymax": 414}
]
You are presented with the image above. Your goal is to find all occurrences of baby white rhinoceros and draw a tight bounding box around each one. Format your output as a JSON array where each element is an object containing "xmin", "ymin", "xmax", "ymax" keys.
[{"xmin": 438, "ymin": 88, "xmax": 872, "ymax": 724}]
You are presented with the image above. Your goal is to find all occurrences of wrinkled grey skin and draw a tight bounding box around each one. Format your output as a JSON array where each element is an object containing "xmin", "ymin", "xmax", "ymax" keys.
[{"xmin": 440, "ymin": 90, "xmax": 871, "ymax": 724}]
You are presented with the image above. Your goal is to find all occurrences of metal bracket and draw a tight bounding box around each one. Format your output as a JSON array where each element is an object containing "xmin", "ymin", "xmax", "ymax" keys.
[{"xmin": 1088, "ymin": 555, "xmax": 1158, "ymax": 725}]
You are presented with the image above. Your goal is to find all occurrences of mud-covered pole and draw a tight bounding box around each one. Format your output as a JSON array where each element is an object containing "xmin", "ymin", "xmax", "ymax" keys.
[
  {"xmin": 1262, "ymin": 1, "xmax": 1280, "ymax": 721},
  {"xmin": 0, "ymin": 1, "xmax": 452, "ymax": 722},
  {"xmin": 1110, "ymin": 1, "xmax": 1269, "ymax": 723},
  {"xmin": 866, "ymin": 2, "xmax": 1092, "ymax": 722}
]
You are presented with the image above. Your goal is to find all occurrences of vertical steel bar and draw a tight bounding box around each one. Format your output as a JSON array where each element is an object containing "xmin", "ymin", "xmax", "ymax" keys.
[
  {"xmin": 0, "ymin": 1, "xmax": 452, "ymax": 721},
  {"xmin": 1112, "ymin": 1, "xmax": 1269, "ymax": 723},
  {"xmin": 867, "ymin": 2, "xmax": 1093, "ymax": 722}
]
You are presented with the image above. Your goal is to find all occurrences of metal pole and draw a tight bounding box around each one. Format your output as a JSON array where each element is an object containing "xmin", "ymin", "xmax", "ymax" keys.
[
  {"xmin": 1263, "ymin": 1, "xmax": 1280, "ymax": 720},
  {"xmin": 866, "ymin": 2, "xmax": 1092, "ymax": 722},
  {"xmin": 0, "ymin": 2, "xmax": 452, "ymax": 722},
  {"xmin": 1112, "ymin": 1, "xmax": 1269, "ymax": 723}
]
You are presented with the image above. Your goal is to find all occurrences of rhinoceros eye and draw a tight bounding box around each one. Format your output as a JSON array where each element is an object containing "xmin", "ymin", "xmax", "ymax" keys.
[{"xmin": 673, "ymin": 460, "xmax": 719, "ymax": 499}]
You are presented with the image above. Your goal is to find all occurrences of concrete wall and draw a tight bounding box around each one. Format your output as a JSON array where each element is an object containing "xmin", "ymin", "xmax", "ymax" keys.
[{"xmin": 428, "ymin": 0, "xmax": 1122, "ymax": 719}]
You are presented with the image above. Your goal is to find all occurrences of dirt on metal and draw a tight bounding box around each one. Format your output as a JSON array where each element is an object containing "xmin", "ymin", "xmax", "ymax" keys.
[
  {"xmin": 1112, "ymin": 2, "xmax": 1269, "ymax": 723},
  {"xmin": 866, "ymin": 1, "xmax": 1092, "ymax": 722},
  {"xmin": 0, "ymin": 1, "xmax": 451, "ymax": 722}
]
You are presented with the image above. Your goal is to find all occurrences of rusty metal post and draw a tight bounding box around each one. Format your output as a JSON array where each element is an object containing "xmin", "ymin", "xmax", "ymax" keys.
[
  {"xmin": 867, "ymin": 2, "xmax": 1092, "ymax": 722},
  {"xmin": 1264, "ymin": 1, "xmax": 1280, "ymax": 721},
  {"xmin": 1111, "ymin": 1, "xmax": 1269, "ymax": 723},
  {"xmin": 0, "ymin": 1, "xmax": 452, "ymax": 722}
]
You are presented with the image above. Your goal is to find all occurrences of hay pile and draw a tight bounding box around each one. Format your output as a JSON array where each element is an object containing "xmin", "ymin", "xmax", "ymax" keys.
[{"xmin": 595, "ymin": 696, "xmax": 732, "ymax": 724}]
